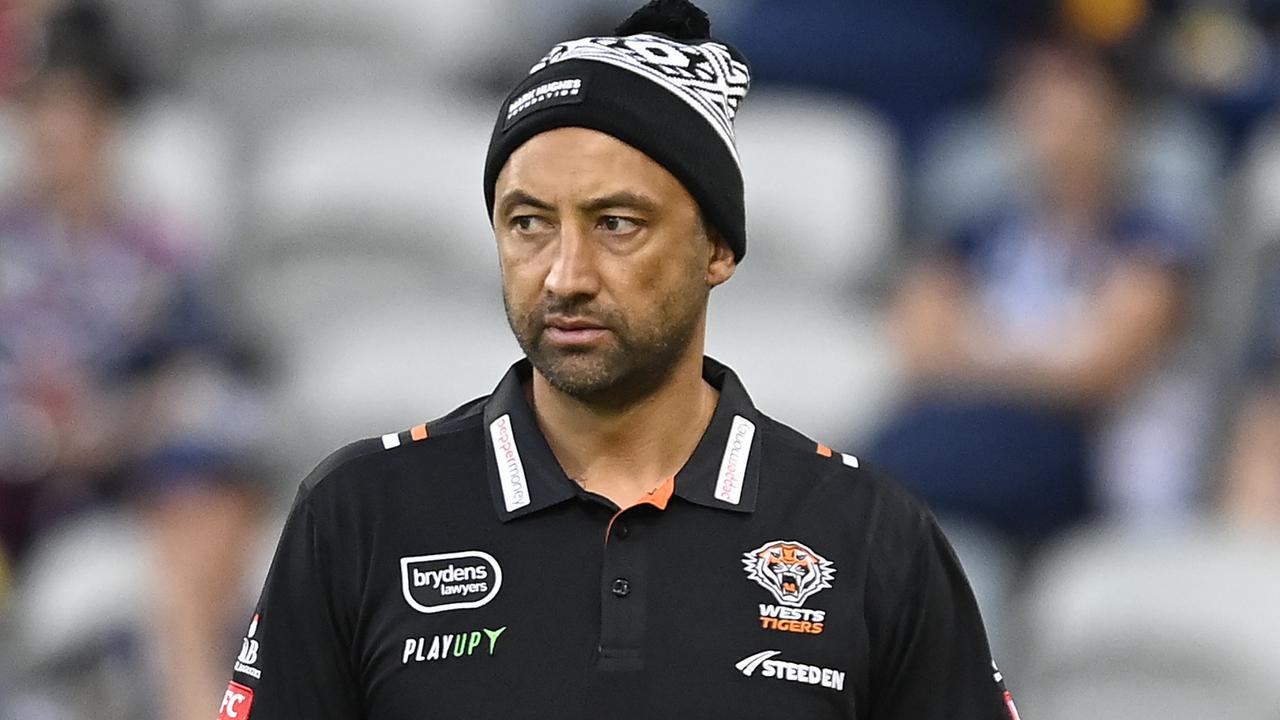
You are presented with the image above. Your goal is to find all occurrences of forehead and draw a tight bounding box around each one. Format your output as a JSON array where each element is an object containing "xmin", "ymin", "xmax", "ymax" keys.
[{"xmin": 495, "ymin": 127, "xmax": 694, "ymax": 206}]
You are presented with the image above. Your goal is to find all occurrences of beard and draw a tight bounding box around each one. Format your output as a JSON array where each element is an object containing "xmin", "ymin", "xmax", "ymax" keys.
[{"xmin": 504, "ymin": 277, "xmax": 707, "ymax": 407}]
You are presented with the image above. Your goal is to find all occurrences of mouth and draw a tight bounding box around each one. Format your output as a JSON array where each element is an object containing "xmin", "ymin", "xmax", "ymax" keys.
[
  {"xmin": 543, "ymin": 316, "xmax": 610, "ymax": 345},
  {"xmin": 780, "ymin": 573, "xmax": 799, "ymax": 596}
]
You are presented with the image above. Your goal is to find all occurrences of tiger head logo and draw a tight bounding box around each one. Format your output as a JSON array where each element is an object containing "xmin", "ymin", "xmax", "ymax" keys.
[{"xmin": 742, "ymin": 540, "xmax": 836, "ymax": 607}]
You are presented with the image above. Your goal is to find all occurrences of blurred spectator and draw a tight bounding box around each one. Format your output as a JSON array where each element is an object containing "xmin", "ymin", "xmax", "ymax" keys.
[
  {"xmin": 1166, "ymin": 0, "xmax": 1280, "ymax": 157},
  {"xmin": 713, "ymin": 0, "xmax": 1055, "ymax": 156},
  {"xmin": 0, "ymin": 3, "xmax": 264, "ymax": 719},
  {"xmin": 870, "ymin": 40, "xmax": 1197, "ymax": 547},
  {"xmin": 1221, "ymin": 249, "xmax": 1280, "ymax": 526},
  {"xmin": 0, "ymin": 0, "xmax": 59, "ymax": 97}
]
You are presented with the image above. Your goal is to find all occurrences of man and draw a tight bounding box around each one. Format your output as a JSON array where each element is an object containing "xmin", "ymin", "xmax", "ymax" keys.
[{"xmin": 222, "ymin": 2, "xmax": 1017, "ymax": 718}]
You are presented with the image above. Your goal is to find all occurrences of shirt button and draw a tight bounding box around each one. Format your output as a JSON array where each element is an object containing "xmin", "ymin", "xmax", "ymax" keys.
[
  {"xmin": 615, "ymin": 522, "xmax": 630, "ymax": 539},
  {"xmin": 611, "ymin": 578, "xmax": 631, "ymax": 598}
]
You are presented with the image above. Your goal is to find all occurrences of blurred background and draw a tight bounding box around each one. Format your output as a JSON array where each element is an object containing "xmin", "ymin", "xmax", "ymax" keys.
[{"xmin": 1, "ymin": 0, "xmax": 1279, "ymax": 718}]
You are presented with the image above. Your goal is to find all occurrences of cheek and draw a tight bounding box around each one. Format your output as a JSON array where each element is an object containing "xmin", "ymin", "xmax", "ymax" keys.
[
  {"xmin": 610, "ymin": 235, "xmax": 701, "ymax": 296},
  {"xmin": 497, "ymin": 240, "xmax": 545, "ymax": 294},
  {"xmin": 500, "ymin": 265, "xmax": 541, "ymax": 310}
]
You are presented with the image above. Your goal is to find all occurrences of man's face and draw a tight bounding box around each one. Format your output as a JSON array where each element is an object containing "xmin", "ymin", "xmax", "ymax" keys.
[{"xmin": 492, "ymin": 127, "xmax": 734, "ymax": 405}]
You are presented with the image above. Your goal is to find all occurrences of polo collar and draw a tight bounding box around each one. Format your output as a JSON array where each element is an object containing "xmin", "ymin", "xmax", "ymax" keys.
[{"xmin": 483, "ymin": 357, "xmax": 763, "ymax": 522}]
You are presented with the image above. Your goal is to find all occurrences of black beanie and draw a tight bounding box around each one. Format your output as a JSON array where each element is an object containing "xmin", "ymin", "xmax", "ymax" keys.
[{"xmin": 483, "ymin": 0, "xmax": 752, "ymax": 261}]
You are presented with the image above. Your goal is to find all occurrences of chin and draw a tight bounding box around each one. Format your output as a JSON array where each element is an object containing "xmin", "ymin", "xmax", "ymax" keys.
[{"xmin": 537, "ymin": 354, "xmax": 624, "ymax": 399}]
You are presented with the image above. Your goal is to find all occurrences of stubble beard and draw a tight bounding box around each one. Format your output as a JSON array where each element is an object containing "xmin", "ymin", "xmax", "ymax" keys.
[{"xmin": 504, "ymin": 281, "xmax": 707, "ymax": 408}]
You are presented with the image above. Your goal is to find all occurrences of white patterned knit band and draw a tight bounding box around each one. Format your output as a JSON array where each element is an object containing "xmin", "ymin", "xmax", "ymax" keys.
[{"xmin": 528, "ymin": 33, "xmax": 750, "ymax": 165}]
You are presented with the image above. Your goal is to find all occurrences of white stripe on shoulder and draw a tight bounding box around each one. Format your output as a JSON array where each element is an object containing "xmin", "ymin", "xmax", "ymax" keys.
[
  {"xmin": 381, "ymin": 433, "xmax": 401, "ymax": 450},
  {"xmin": 840, "ymin": 453, "xmax": 859, "ymax": 468}
]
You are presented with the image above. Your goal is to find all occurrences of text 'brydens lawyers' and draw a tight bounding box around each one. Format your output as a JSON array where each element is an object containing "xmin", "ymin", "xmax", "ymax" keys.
[{"xmin": 412, "ymin": 564, "xmax": 490, "ymax": 597}]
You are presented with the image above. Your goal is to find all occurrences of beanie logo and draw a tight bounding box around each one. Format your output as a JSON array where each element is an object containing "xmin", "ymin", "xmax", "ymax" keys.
[
  {"xmin": 504, "ymin": 77, "xmax": 587, "ymax": 130},
  {"xmin": 528, "ymin": 33, "xmax": 750, "ymax": 163}
]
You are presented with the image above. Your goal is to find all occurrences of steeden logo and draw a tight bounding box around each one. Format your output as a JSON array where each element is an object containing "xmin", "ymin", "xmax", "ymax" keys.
[
  {"xmin": 400, "ymin": 550, "xmax": 503, "ymax": 614},
  {"xmin": 735, "ymin": 650, "xmax": 846, "ymax": 691}
]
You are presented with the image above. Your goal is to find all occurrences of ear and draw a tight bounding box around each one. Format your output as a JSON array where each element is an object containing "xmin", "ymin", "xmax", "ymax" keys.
[{"xmin": 705, "ymin": 229, "xmax": 737, "ymax": 288}]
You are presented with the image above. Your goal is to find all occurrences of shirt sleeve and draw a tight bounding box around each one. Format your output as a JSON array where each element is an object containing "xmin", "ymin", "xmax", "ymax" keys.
[
  {"xmin": 868, "ymin": 513, "xmax": 1015, "ymax": 720},
  {"xmin": 220, "ymin": 484, "xmax": 360, "ymax": 720}
]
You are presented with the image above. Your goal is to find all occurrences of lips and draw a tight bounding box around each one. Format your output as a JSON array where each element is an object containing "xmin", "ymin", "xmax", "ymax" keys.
[
  {"xmin": 545, "ymin": 316, "xmax": 606, "ymax": 331},
  {"xmin": 542, "ymin": 316, "xmax": 610, "ymax": 345}
]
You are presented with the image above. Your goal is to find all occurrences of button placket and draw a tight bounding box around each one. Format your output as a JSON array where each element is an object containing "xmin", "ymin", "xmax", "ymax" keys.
[{"xmin": 597, "ymin": 508, "xmax": 647, "ymax": 671}]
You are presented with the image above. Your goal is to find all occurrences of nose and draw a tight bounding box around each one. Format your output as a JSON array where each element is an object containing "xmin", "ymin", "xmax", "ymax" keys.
[{"xmin": 544, "ymin": 222, "xmax": 601, "ymax": 300}]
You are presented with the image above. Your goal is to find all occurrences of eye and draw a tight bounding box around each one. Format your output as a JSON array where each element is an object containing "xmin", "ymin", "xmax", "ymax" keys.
[
  {"xmin": 598, "ymin": 216, "xmax": 641, "ymax": 234},
  {"xmin": 512, "ymin": 215, "xmax": 551, "ymax": 233}
]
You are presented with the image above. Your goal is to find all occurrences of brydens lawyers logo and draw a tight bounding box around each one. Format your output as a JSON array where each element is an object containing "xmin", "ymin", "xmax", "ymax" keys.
[
  {"xmin": 218, "ymin": 681, "xmax": 254, "ymax": 720},
  {"xmin": 744, "ymin": 540, "xmax": 836, "ymax": 635},
  {"xmin": 401, "ymin": 550, "xmax": 503, "ymax": 614}
]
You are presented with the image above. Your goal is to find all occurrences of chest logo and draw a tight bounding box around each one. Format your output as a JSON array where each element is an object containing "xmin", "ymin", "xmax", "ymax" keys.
[
  {"xmin": 402, "ymin": 626, "xmax": 507, "ymax": 665},
  {"xmin": 735, "ymin": 650, "xmax": 846, "ymax": 692},
  {"xmin": 743, "ymin": 540, "xmax": 835, "ymax": 607},
  {"xmin": 400, "ymin": 551, "xmax": 503, "ymax": 614}
]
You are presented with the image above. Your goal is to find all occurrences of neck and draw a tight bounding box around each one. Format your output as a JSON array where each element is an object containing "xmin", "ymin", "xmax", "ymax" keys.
[{"xmin": 529, "ymin": 345, "xmax": 718, "ymax": 509}]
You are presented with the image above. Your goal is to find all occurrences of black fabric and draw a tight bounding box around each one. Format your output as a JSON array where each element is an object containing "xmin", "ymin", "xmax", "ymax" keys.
[
  {"xmin": 226, "ymin": 359, "xmax": 1012, "ymax": 719},
  {"xmin": 484, "ymin": 56, "xmax": 748, "ymax": 262}
]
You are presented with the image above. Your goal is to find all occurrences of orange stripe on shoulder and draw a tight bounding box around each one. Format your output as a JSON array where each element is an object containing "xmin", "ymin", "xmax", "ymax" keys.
[
  {"xmin": 410, "ymin": 423, "xmax": 429, "ymax": 441},
  {"xmin": 816, "ymin": 443, "xmax": 833, "ymax": 458}
]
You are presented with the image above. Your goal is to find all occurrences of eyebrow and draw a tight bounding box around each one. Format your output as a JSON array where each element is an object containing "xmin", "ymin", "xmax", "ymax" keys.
[
  {"xmin": 495, "ymin": 189, "xmax": 661, "ymax": 219},
  {"xmin": 577, "ymin": 192, "xmax": 659, "ymax": 215},
  {"xmin": 496, "ymin": 190, "xmax": 554, "ymax": 220}
]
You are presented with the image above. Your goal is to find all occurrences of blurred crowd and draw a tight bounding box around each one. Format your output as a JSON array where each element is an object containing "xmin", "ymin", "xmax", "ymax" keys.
[{"xmin": 0, "ymin": 0, "xmax": 1278, "ymax": 718}]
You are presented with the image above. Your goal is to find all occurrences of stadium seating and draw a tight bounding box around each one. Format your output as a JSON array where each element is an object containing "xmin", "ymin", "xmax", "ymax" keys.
[
  {"xmin": 731, "ymin": 88, "xmax": 900, "ymax": 289},
  {"xmin": 244, "ymin": 254, "xmax": 518, "ymax": 477},
  {"xmin": 246, "ymin": 90, "xmax": 498, "ymax": 276},
  {"xmin": 1243, "ymin": 113, "xmax": 1280, "ymax": 247},
  {"xmin": 195, "ymin": 0, "xmax": 525, "ymax": 93},
  {"xmin": 114, "ymin": 97, "xmax": 237, "ymax": 258},
  {"xmin": 1019, "ymin": 523, "xmax": 1280, "ymax": 720},
  {"xmin": 707, "ymin": 89, "xmax": 903, "ymax": 443}
]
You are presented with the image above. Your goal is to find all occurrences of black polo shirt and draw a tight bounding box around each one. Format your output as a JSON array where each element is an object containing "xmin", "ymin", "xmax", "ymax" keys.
[{"xmin": 220, "ymin": 358, "xmax": 1016, "ymax": 720}]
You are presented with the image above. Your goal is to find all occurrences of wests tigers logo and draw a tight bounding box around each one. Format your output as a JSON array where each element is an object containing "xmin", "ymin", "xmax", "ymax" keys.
[{"xmin": 743, "ymin": 540, "xmax": 835, "ymax": 607}]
